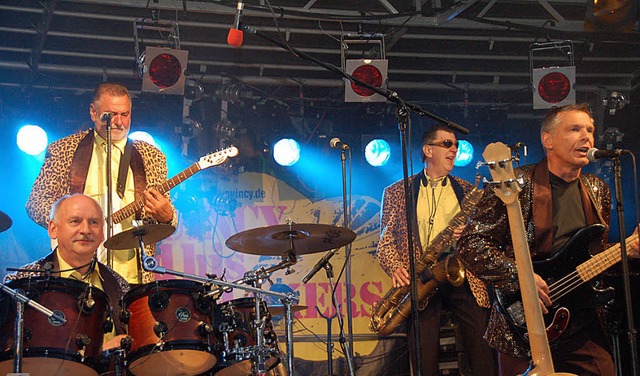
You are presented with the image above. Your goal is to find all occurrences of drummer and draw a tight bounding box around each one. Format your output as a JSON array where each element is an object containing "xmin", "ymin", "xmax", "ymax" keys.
[{"xmin": 5, "ymin": 194, "xmax": 129, "ymax": 350}]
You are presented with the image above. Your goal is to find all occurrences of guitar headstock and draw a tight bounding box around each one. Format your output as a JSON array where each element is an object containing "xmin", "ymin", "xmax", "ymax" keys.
[
  {"xmin": 198, "ymin": 146, "xmax": 239, "ymax": 169},
  {"xmin": 481, "ymin": 142, "xmax": 521, "ymax": 205}
]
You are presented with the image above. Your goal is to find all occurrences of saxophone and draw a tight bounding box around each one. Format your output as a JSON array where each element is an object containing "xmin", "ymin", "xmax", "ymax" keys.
[{"xmin": 369, "ymin": 175, "xmax": 483, "ymax": 336}]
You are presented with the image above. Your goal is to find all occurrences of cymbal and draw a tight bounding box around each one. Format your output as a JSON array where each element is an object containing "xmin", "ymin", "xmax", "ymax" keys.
[
  {"xmin": 225, "ymin": 223, "xmax": 356, "ymax": 256},
  {"xmin": 268, "ymin": 305, "xmax": 308, "ymax": 316},
  {"xmin": 104, "ymin": 224, "xmax": 176, "ymax": 250},
  {"xmin": 0, "ymin": 210, "xmax": 11, "ymax": 233}
]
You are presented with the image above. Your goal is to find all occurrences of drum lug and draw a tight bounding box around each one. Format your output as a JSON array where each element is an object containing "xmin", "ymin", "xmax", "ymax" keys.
[
  {"xmin": 75, "ymin": 334, "xmax": 91, "ymax": 355},
  {"xmin": 153, "ymin": 320, "xmax": 168, "ymax": 338},
  {"xmin": 119, "ymin": 309, "xmax": 130, "ymax": 324},
  {"xmin": 103, "ymin": 319, "xmax": 114, "ymax": 334},
  {"xmin": 198, "ymin": 321, "xmax": 214, "ymax": 338}
]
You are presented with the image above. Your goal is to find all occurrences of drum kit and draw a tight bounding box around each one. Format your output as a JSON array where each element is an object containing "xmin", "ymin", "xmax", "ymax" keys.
[{"xmin": 0, "ymin": 212, "xmax": 357, "ymax": 376}]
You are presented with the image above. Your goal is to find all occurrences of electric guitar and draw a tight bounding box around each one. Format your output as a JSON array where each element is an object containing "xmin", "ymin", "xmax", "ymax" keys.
[
  {"xmin": 110, "ymin": 146, "xmax": 239, "ymax": 225},
  {"xmin": 496, "ymin": 223, "xmax": 639, "ymax": 345},
  {"xmin": 483, "ymin": 142, "xmax": 573, "ymax": 376}
]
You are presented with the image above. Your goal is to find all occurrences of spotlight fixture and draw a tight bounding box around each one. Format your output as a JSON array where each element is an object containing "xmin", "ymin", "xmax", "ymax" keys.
[
  {"xmin": 134, "ymin": 19, "xmax": 189, "ymax": 95},
  {"xmin": 602, "ymin": 91, "xmax": 628, "ymax": 115},
  {"xmin": 530, "ymin": 41, "xmax": 576, "ymax": 110},
  {"xmin": 341, "ymin": 34, "xmax": 388, "ymax": 103}
]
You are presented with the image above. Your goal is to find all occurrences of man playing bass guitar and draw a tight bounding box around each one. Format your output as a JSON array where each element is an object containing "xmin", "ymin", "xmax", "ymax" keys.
[{"xmin": 458, "ymin": 104, "xmax": 639, "ymax": 375}]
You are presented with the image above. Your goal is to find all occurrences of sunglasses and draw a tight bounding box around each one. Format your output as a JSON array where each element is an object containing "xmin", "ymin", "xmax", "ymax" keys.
[{"xmin": 428, "ymin": 139, "xmax": 459, "ymax": 149}]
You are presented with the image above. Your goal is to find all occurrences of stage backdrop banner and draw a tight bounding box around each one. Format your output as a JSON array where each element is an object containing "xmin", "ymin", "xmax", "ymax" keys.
[{"xmin": 156, "ymin": 172, "xmax": 393, "ymax": 361}]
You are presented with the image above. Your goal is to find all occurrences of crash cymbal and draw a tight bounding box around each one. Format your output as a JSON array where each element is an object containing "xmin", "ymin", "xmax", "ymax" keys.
[
  {"xmin": 268, "ymin": 305, "xmax": 308, "ymax": 316},
  {"xmin": 0, "ymin": 210, "xmax": 11, "ymax": 233},
  {"xmin": 225, "ymin": 223, "xmax": 356, "ymax": 256},
  {"xmin": 104, "ymin": 224, "xmax": 176, "ymax": 250}
]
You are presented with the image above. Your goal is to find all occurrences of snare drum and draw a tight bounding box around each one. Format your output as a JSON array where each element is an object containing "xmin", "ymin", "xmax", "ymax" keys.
[
  {"xmin": 0, "ymin": 277, "xmax": 111, "ymax": 376},
  {"xmin": 122, "ymin": 279, "xmax": 217, "ymax": 376},
  {"xmin": 213, "ymin": 298, "xmax": 282, "ymax": 376}
]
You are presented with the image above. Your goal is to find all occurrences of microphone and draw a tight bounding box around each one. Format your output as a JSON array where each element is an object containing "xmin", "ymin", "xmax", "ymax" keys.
[
  {"xmin": 586, "ymin": 148, "xmax": 628, "ymax": 162},
  {"xmin": 100, "ymin": 112, "xmax": 113, "ymax": 122},
  {"xmin": 330, "ymin": 137, "xmax": 350, "ymax": 150},
  {"xmin": 302, "ymin": 248, "xmax": 339, "ymax": 284},
  {"xmin": 227, "ymin": 1, "xmax": 245, "ymax": 47},
  {"xmin": 509, "ymin": 142, "xmax": 525, "ymax": 150}
]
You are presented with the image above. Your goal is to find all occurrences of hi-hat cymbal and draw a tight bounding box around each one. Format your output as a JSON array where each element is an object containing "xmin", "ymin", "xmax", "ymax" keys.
[
  {"xmin": 104, "ymin": 224, "xmax": 176, "ymax": 250},
  {"xmin": 0, "ymin": 210, "xmax": 12, "ymax": 233},
  {"xmin": 225, "ymin": 223, "xmax": 356, "ymax": 256},
  {"xmin": 268, "ymin": 305, "xmax": 308, "ymax": 316}
]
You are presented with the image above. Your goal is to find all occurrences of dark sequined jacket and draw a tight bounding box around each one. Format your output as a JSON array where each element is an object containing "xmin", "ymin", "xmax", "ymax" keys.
[{"xmin": 457, "ymin": 158, "xmax": 611, "ymax": 358}]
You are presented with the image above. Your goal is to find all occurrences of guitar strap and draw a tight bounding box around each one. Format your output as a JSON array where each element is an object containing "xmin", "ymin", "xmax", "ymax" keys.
[{"xmin": 117, "ymin": 140, "xmax": 133, "ymax": 199}]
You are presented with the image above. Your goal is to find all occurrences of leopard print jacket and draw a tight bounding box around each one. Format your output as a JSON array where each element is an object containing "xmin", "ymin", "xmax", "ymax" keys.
[
  {"xmin": 376, "ymin": 172, "xmax": 491, "ymax": 308},
  {"xmin": 25, "ymin": 129, "xmax": 177, "ymax": 283}
]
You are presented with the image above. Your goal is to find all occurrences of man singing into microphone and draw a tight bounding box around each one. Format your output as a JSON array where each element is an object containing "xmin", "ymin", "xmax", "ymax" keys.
[
  {"xmin": 26, "ymin": 82, "xmax": 177, "ymax": 284},
  {"xmin": 458, "ymin": 103, "xmax": 640, "ymax": 375},
  {"xmin": 376, "ymin": 125, "xmax": 497, "ymax": 375}
]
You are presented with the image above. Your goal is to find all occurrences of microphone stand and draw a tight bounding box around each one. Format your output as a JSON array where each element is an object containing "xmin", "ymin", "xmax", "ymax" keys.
[
  {"xmin": 105, "ymin": 116, "xmax": 114, "ymax": 269},
  {"xmin": 339, "ymin": 147, "xmax": 356, "ymax": 363},
  {"xmin": 611, "ymin": 156, "xmax": 639, "ymax": 376},
  {"xmin": 325, "ymin": 260, "xmax": 355, "ymax": 376},
  {"xmin": 239, "ymin": 23, "xmax": 470, "ymax": 376}
]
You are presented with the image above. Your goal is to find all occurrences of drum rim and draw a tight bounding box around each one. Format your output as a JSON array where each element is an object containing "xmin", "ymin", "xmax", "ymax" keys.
[
  {"xmin": 6, "ymin": 276, "xmax": 109, "ymax": 299},
  {"xmin": 123, "ymin": 279, "xmax": 208, "ymax": 305}
]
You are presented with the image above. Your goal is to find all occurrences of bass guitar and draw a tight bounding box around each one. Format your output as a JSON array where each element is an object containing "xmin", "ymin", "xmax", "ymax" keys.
[
  {"xmin": 496, "ymin": 223, "xmax": 639, "ymax": 345},
  {"xmin": 483, "ymin": 142, "xmax": 573, "ymax": 376}
]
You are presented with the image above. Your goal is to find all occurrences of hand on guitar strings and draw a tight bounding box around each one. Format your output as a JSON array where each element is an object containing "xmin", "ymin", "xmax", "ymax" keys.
[
  {"xmin": 534, "ymin": 273, "xmax": 552, "ymax": 314},
  {"xmin": 144, "ymin": 188, "xmax": 173, "ymax": 223}
]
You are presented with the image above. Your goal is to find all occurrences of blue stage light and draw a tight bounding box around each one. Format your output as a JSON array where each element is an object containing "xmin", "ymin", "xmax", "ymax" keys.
[
  {"xmin": 17, "ymin": 125, "xmax": 48, "ymax": 156},
  {"xmin": 129, "ymin": 131, "xmax": 157, "ymax": 147},
  {"xmin": 273, "ymin": 138, "xmax": 300, "ymax": 166},
  {"xmin": 365, "ymin": 139, "xmax": 391, "ymax": 167},
  {"xmin": 454, "ymin": 140, "xmax": 474, "ymax": 167}
]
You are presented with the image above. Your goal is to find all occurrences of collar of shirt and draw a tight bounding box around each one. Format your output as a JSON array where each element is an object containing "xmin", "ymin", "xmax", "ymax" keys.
[
  {"xmin": 56, "ymin": 251, "xmax": 105, "ymax": 290},
  {"xmin": 94, "ymin": 130, "xmax": 127, "ymax": 154}
]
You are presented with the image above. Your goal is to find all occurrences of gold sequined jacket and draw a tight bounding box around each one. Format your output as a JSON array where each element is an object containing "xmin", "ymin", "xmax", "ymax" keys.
[{"xmin": 457, "ymin": 159, "xmax": 611, "ymax": 358}]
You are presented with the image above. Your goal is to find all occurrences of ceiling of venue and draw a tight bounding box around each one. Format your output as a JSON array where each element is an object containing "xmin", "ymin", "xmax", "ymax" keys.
[{"xmin": 1, "ymin": 0, "xmax": 639, "ymax": 153}]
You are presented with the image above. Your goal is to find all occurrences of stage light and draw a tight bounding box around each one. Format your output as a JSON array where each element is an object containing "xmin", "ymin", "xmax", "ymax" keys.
[
  {"xmin": 454, "ymin": 140, "xmax": 474, "ymax": 167},
  {"xmin": 585, "ymin": 0, "xmax": 637, "ymax": 32},
  {"xmin": 129, "ymin": 131, "xmax": 157, "ymax": 147},
  {"xmin": 532, "ymin": 66, "xmax": 576, "ymax": 109},
  {"xmin": 273, "ymin": 138, "xmax": 300, "ymax": 166},
  {"xmin": 17, "ymin": 125, "xmax": 48, "ymax": 156},
  {"xmin": 141, "ymin": 46, "xmax": 189, "ymax": 95},
  {"xmin": 345, "ymin": 59, "xmax": 388, "ymax": 102},
  {"xmin": 365, "ymin": 139, "xmax": 391, "ymax": 167}
]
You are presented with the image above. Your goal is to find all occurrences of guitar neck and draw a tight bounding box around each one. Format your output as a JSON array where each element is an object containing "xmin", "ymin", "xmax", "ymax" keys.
[
  {"xmin": 505, "ymin": 202, "xmax": 556, "ymax": 375},
  {"xmin": 577, "ymin": 233, "xmax": 639, "ymax": 282},
  {"xmin": 111, "ymin": 162, "xmax": 201, "ymax": 224}
]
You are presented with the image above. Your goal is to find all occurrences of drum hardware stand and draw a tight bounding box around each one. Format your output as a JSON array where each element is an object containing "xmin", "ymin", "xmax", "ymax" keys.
[
  {"xmin": 140, "ymin": 253, "xmax": 299, "ymax": 376},
  {"xmin": 112, "ymin": 336, "xmax": 132, "ymax": 376},
  {"xmin": 323, "ymin": 260, "xmax": 355, "ymax": 376},
  {"xmin": 0, "ymin": 283, "xmax": 66, "ymax": 375},
  {"xmin": 316, "ymin": 306, "xmax": 337, "ymax": 376}
]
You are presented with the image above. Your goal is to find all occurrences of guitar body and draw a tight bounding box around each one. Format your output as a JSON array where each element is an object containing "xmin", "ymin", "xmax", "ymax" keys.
[{"xmin": 496, "ymin": 224, "xmax": 615, "ymax": 344}]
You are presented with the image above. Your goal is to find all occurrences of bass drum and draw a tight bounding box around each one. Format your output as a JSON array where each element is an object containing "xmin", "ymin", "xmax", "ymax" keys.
[
  {"xmin": 213, "ymin": 298, "xmax": 285, "ymax": 376},
  {"xmin": 122, "ymin": 279, "xmax": 217, "ymax": 376},
  {"xmin": 0, "ymin": 277, "xmax": 111, "ymax": 376}
]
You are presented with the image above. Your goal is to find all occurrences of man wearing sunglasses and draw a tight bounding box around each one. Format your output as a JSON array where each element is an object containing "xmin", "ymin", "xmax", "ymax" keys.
[{"xmin": 376, "ymin": 125, "xmax": 497, "ymax": 375}]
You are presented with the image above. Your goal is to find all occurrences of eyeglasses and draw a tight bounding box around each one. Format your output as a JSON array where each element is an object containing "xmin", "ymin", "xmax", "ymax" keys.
[{"xmin": 428, "ymin": 139, "xmax": 459, "ymax": 149}]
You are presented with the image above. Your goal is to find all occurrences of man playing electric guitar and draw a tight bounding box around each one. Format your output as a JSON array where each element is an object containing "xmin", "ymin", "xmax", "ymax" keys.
[{"xmin": 458, "ymin": 104, "xmax": 640, "ymax": 375}]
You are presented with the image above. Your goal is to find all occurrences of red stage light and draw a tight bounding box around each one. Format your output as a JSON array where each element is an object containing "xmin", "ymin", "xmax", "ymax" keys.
[
  {"xmin": 141, "ymin": 47, "xmax": 189, "ymax": 95},
  {"xmin": 350, "ymin": 64, "xmax": 383, "ymax": 97},
  {"xmin": 532, "ymin": 66, "xmax": 575, "ymax": 109},
  {"xmin": 149, "ymin": 53, "xmax": 183, "ymax": 89},
  {"xmin": 344, "ymin": 59, "xmax": 388, "ymax": 102},
  {"xmin": 537, "ymin": 72, "xmax": 571, "ymax": 104}
]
